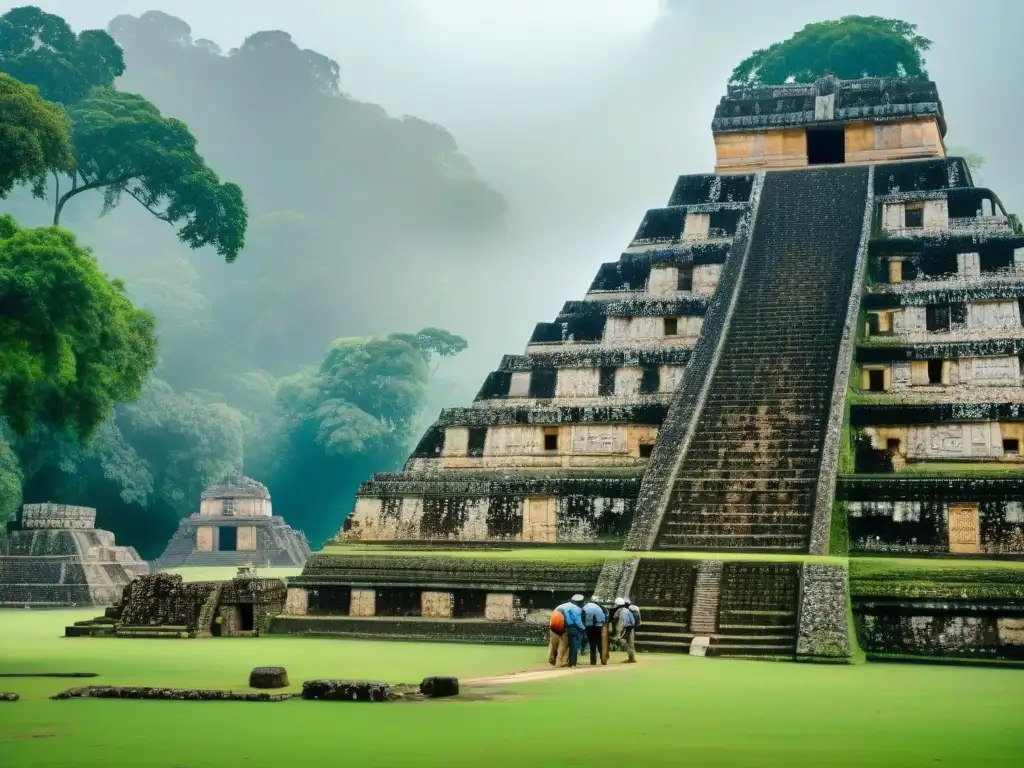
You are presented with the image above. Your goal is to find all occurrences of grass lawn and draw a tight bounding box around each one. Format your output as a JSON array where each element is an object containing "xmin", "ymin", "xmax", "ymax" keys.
[{"xmin": 2, "ymin": 611, "xmax": 1023, "ymax": 767}]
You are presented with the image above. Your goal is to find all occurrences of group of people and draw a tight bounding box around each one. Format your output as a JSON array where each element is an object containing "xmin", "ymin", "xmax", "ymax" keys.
[{"xmin": 548, "ymin": 594, "xmax": 641, "ymax": 668}]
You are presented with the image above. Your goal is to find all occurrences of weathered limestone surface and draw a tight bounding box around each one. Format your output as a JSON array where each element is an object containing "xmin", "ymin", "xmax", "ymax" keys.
[
  {"xmin": 0, "ymin": 503, "xmax": 148, "ymax": 607},
  {"xmin": 796, "ymin": 565, "xmax": 852, "ymax": 662},
  {"xmin": 156, "ymin": 475, "xmax": 309, "ymax": 568}
]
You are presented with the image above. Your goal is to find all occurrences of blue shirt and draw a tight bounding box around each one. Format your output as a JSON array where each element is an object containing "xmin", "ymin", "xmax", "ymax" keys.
[
  {"xmin": 617, "ymin": 606, "xmax": 636, "ymax": 628},
  {"xmin": 582, "ymin": 602, "xmax": 606, "ymax": 627},
  {"xmin": 557, "ymin": 602, "xmax": 585, "ymax": 631}
]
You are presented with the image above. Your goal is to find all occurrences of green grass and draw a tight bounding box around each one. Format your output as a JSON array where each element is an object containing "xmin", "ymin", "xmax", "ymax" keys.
[
  {"xmin": 318, "ymin": 544, "xmax": 844, "ymax": 565},
  {"xmin": 850, "ymin": 557, "xmax": 1024, "ymax": 599},
  {"xmin": 2, "ymin": 610, "xmax": 1023, "ymax": 767}
]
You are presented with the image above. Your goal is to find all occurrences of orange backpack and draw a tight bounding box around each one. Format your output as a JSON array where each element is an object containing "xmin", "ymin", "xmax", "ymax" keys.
[{"xmin": 549, "ymin": 609, "xmax": 565, "ymax": 633}]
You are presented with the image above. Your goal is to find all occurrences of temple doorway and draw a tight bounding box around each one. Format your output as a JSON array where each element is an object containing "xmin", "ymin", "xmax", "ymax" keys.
[
  {"xmin": 238, "ymin": 604, "xmax": 254, "ymax": 632},
  {"xmin": 219, "ymin": 526, "xmax": 237, "ymax": 551},
  {"xmin": 806, "ymin": 127, "xmax": 845, "ymax": 165}
]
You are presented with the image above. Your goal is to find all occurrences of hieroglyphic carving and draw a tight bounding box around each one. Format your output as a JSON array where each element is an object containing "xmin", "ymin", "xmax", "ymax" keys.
[
  {"xmin": 967, "ymin": 301, "xmax": 1019, "ymax": 330},
  {"xmin": 969, "ymin": 356, "xmax": 1020, "ymax": 386},
  {"xmin": 570, "ymin": 425, "xmax": 626, "ymax": 454},
  {"xmin": 948, "ymin": 504, "xmax": 981, "ymax": 554},
  {"xmin": 908, "ymin": 424, "xmax": 1002, "ymax": 460}
]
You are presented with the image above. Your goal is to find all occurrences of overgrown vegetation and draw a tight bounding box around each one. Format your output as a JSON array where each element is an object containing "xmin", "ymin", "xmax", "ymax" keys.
[
  {"xmin": 730, "ymin": 16, "xmax": 930, "ymax": 85},
  {"xmin": 0, "ymin": 8, "xmax": 489, "ymax": 552}
]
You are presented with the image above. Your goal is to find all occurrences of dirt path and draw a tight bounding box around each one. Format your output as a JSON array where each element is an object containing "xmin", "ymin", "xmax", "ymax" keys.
[{"xmin": 466, "ymin": 662, "xmax": 637, "ymax": 687}]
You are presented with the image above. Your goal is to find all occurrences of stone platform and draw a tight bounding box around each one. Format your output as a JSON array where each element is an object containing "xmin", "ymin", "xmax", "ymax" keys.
[{"xmin": 0, "ymin": 503, "xmax": 148, "ymax": 607}]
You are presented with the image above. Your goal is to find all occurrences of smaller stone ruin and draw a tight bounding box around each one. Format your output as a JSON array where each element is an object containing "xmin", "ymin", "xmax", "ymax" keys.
[
  {"xmin": 155, "ymin": 475, "xmax": 310, "ymax": 568},
  {"xmin": 67, "ymin": 570, "xmax": 287, "ymax": 638},
  {"xmin": 0, "ymin": 503, "xmax": 148, "ymax": 607}
]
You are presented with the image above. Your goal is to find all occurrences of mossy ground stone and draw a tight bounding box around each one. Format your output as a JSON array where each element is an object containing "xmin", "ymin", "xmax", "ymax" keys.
[
  {"xmin": 420, "ymin": 676, "xmax": 459, "ymax": 697},
  {"xmin": 301, "ymin": 679, "xmax": 390, "ymax": 702},
  {"xmin": 249, "ymin": 667, "xmax": 289, "ymax": 689}
]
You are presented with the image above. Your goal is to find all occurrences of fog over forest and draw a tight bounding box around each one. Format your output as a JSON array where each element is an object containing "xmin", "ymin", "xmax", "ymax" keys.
[{"xmin": 2, "ymin": 0, "xmax": 1023, "ymax": 554}]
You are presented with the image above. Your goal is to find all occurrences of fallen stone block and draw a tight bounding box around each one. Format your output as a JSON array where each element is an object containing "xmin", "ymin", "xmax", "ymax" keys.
[
  {"xmin": 420, "ymin": 676, "xmax": 459, "ymax": 698},
  {"xmin": 301, "ymin": 679, "xmax": 390, "ymax": 702},
  {"xmin": 0, "ymin": 692, "xmax": 18, "ymax": 701},
  {"xmin": 249, "ymin": 667, "xmax": 289, "ymax": 689}
]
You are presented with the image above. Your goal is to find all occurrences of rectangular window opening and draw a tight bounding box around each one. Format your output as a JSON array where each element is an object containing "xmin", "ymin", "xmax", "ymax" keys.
[
  {"xmin": 886, "ymin": 439, "xmax": 902, "ymax": 455},
  {"xmin": 543, "ymin": 429, "xmax": 559, "ymax": 452},
  {"xmin": 926, "ymin": 304, "xmax": 952, "ymax": 332},
  {"xmin": 806, "ymin": 127, "xmax": 845, "ymax": 165},
  {"xmin": 867, "ymin": 369, "xmax": 885, "ymax": 392},
  {"xmin": 467, "ymin": 427, "xmax": 487, "ymax": 458},
  {"xmin": 663, "ymin": 317, "xmax": 678, "ymax": 336},
  {"xmin": 677, "ymin": 266, "xmax": 693, "ymax": 292},
  {"xmin": 1003, "ymin": 439, "xmax": 1020, "ymax": 456},
  {"xmin": 927, "ymin": 359, "xmax": 944, "ymax": 385},
  {"xmin": 639, "ymin": 443, "xmax": 654, "ymax": 458},
  {"xmin": 598, "ymin": 367, "xmax": 616, "ymax": 397},
  {"xmin": 904, "ymin": 204, "xmax": 924, "ymax": 229}
]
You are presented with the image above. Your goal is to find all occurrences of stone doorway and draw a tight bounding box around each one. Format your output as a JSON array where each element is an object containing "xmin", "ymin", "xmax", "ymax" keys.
[
  {"xmin": 219, "ymin": 526, "xmax": 237, "ymax": 551},
  {"xmin": 806, "ymin": 127, "xmax": 845, "ymax": 165},
  {"xmin": 238, "ymin": 603, "xmax": 255, "ymax": 632}
]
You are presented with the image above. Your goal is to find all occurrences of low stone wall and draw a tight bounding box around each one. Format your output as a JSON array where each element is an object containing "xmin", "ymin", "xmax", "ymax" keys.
[
  {"xmin": 851, "ymin": 562, "xmax": 1024, "ymax": 661},
  {"xmin": 19, "ymin": 503, "xmax": 96, "ymax": 530},
  {"xmin": 270, "ymin": 616, "xmax": 546, "ymax": 645}
]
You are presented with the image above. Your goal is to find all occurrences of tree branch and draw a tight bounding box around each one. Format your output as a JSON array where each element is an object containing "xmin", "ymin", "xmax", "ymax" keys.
[
  {"xmin": 123, "ymin": 187, "xmax": 173, "ymax": 223},
  {"xmin": 52, "ymin": 173, "xmax": 133, "ymax": 226}
]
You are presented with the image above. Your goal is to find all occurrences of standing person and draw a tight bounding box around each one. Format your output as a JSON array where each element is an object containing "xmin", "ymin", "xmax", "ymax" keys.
[
  {"xmin": 547, "ymin": 605, "xmax": 567, "ymax": 667},
  {"xmin": 581, "ymin": 596, "xmax": 607, "ymax": 666},
  {"xmin": 557, "ymin": 594, "xmax": 586, "ymax": 668},
  {"xmin": 624, "ymin": 598, "xmax": 642, "ymax": 633},
  {"xmin": 612, "ymin": 597, "xmax": 637, "ymax": 663}
]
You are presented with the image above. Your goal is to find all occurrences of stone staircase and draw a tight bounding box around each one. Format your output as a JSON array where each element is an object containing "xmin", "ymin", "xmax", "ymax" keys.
[
  {"xmin": 655, "ymin": 166, "xmax": 870, "ymax": 551},
  {"xmin": 688, "ymin": 560, "xmax": 723, "ymax": 635},
  {"xmin": 708, "ymin": 562, "xmax": 800, "ymax": 660},
  {"xmin": 630, "ymin": 558, "xmax": 697, "ymax": 654}
]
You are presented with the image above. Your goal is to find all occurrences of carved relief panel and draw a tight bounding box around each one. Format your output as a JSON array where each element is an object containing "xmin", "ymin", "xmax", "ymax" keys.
[{"xmin": 948, "ymin": 503, "xmax": 981, "ymax": 554}]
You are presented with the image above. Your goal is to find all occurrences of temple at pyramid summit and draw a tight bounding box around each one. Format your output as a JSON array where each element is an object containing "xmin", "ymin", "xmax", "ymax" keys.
[
  {"xmin": 155, "ymin": 475, "xmax": 310, "ymax": 569},
  {"xmin": 124, "ymin": 74, "xmax": 1024, "ymax": 662}
]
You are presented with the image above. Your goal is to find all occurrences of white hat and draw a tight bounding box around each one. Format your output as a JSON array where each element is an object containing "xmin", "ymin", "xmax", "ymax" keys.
[
  {"xmin": 571, "ymin": 594, "xmax": 585, "ymax": 603},
  {"xmin": 614, "ymin": 597, "xmax": 626, "ymax": 606}
]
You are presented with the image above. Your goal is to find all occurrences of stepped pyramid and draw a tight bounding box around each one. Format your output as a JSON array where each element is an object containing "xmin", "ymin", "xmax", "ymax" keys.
[
  {"xmin": 0, "ymin": 503, "xmax": 148, "ymax": 607},
  {"xmin": 155, "ymin": 475, "xmax": 310, "ymax": 568},
  {"xmin": 277, "ymin": 74, "xmax": 1022, "ymax": 661}
]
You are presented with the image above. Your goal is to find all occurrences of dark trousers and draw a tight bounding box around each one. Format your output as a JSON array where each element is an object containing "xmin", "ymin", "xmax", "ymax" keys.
[
  {"xmin": 567, "ymin": 627, "xmax": 583, "ymax": 667},
  {"xmin": 585, "ymin": 626, "xmax": 603, "ymax": 665}
]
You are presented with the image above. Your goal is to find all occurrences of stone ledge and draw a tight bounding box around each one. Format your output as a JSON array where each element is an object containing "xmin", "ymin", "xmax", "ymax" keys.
[{"xmin": 270, "ymin": 616, "xmax": 546, "ymax": 645}]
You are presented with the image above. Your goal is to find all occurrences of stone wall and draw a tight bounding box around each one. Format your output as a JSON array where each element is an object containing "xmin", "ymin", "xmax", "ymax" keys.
[
  {"xmin": 19, "ymin": 504, "xmax": 96, "ymax": 530},
  {"xmin": 346, "ymin": 492, "xmax": 636, "ymax": 545},
  {"xmin": 851, "ymin": 564, "xmax": 1024, "ymax": 660}
]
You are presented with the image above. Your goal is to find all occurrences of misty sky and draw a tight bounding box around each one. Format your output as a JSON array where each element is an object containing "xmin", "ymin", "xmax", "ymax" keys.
[{"xmin": 8, "ymin": 0, "xmax": 1024, "ymax": 392}]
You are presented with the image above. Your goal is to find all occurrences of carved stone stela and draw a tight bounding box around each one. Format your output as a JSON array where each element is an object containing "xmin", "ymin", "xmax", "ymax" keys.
[{"xmin": 948, "ymin": 504, "xmax": 981, "ymax": 554}]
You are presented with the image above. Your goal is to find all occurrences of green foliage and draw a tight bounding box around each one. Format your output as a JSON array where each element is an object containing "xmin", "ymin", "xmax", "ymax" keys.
[
  {"xmin": 730, "ymin": 16, "xmax": 931, "ymax": 85},
  {"xmin": 0, "ymin": 429, "xmax": 23, "ymax": 527},
  {"xmin": 58, "ymin": 88, "xmax": 247, "ymax": 261},
  {"xmin": 0, "ymin": 6, "xmax": 124, "ymax": 105},
  {"xmin": 0, "ymin": 73, "xmax": 74, "ymax": 197},
  {"xmin": 0, "ymin": 218, "xmax": 157, "ymax": 438},
  {"xmin": 828, "ymin": 502, "xmax": 850, "ymax": 556}
]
